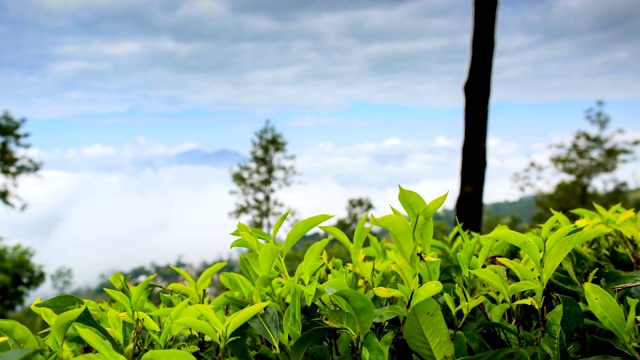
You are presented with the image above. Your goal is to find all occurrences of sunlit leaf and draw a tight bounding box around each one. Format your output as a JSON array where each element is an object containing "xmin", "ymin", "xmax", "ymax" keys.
[
  {"xmin": 283, "ymin": 214, "xmax": 333, "ymax": 255},
  {"xmin": 196, "ymin": 262, "xmax": 227, "ymax": 294},
  {"xmin": 584, "ymin": 283, "xmax": 630, "ymax": 343},
  {"xmin": 75, "ymin": 324, "xmax": 126, "ymax": 360},
  {"xmin": 410, "ymin": 281, "xmax": 443, "ymax": 309},
  {"xmin": 398, "ymin": 185, "xmax": 427, "ymax": 222}
]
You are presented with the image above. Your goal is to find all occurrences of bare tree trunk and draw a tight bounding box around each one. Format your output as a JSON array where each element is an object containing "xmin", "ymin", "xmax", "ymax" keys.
[{"xmin": 455, "ymin": 0, "xmax": 498, "ymax": 233}]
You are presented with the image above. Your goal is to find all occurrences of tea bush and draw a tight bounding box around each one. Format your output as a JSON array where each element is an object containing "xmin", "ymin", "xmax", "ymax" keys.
[{"xmin": 2, "ymin": 186, "xmax": 640, "ymax": 359}]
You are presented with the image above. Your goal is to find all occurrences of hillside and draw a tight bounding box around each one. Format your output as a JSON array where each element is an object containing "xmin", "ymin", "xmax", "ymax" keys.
[{"xmin": 434, "ymin": 195, "xmax": 537, "ymax": 232}]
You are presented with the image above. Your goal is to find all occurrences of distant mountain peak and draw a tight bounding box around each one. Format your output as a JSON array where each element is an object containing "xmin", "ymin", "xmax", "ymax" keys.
[{"xmin": 171, "ymin": 148, "xmax": 245, "ymax": 167}]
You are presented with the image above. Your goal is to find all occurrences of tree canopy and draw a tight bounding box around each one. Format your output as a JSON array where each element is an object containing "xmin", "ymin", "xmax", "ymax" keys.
[
  {"xmin": 229, "ymin": 120, "xmax": 297, "ymax": 230},
  {"xmin": 0, "ymin": 110, "xmax": 44, "ymax": 316},
  {"xmin": 0, "ymin": 111, "xmax": 41, "ymax": 209},
  {"xmin": 0, "ymin": 239, "xmax": 45, "ymax": 317},
  {"xmin": 514, "ymin": 101, "xmax": 639, "ymax": 220}
]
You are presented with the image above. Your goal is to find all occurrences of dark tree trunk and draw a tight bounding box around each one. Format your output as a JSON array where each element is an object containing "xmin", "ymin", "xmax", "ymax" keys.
[{"xmin": 455, "ymin": 0, "xmax": 498, "ymax": 233}]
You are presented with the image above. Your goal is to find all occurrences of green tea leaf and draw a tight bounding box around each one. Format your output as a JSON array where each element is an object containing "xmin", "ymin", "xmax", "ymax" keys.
[
  {"xmin": 108, "ymin": 273, "xmax": 128, "ymax": 291},
  {"xmin": 373, "ymin": 305, "xmax": 407, "ymax": 323},
  {"xmin": 272, "ymin": 210, "xmax": 290, "ymax": 241},
  {"xmin": 558, "ymin": 295, "xmax": 583, "ymax": 335},
  {"xmin": 191, "ymin": 305, "xmax": 225, "ymax": 337},
  {"xmin": 391, "ymin": 262, "xmax": 416, "ymax": 289},
  {"xmin": 0, "ymin": 320, "xmax": 40, "ymax": 350},
  {"xmin": 453, "ymin": 331, "xmax": 468, "ymax": 358},
  {"xmin": 247, "ymin": 306, "xmax": 280, "ymax": 347},
  {"xmin": 424, "ymin": 192, "xmax": 448, "ymax": 220},
  {"xmin": 544, "ymin": 225, "xmax": 575, "ymax": 256},
  {"xmin": 137, "ymin": 312, "xmax": 160, "ymax": 332},
  {"xmin": 352, "ymin": 214, "xmax": 372, "ymax": 263},
  {"xmin": 196, "ymin": 262, "xmax": 227, "ymax": 294},
  {"xmin": 371, "ymin": 214, "xmax": 413, "ymax": 263},
  {"xmin": 584, "ymin": 283, "xmax": 630, "ymax": 343},
  {"xmin": 283, "ymin": 286, "xmax": 302, "ymax": 342},
  {"xmin": 363, "ymin": 331, "xmax": 386, "ymax": 360},
  {"xmin": 404, "ymin": 298, "xmax": 455, "ymax": 360},
  {"xmin": 34, "ymin": 294, "xmax": 84, "ymax": 313},
  {"xmin": 35, "ymin": 295, "xmax": 123, "ymax": 354},
  {"xmin": 103, "ymin": 289, "xmax": 131, "ymax": 315},
  {"xmin": 539, "ymin": 305, "xmax": 567, "ymax": 360},
  {"xmin": 497, "ymin": 258, "xmax": 538, "ymax": 282},
  {"xmin": 140, "ymin": 350, "xmax": 197, "ymax": 360},
  {"xmin": 373, "ymin": 287, "xmax": 406, "ymax": 300},
  {"xmin": 541, "ymin": 229, "xmax": 606, "ymax": 287},
  {"xmin": 167, "ymin": 283, "xmax": 198, "ymax": 301},
  {"xmin": 419, "ymin": 256, "xmax": 440, "ymax": 282},
  {"xmin": 508, "ymin": 281, "xmax": 539, "ymax": 297},
  {"xmin": 131, "ymin": 274, "xmax": 157, "ymax": 309},
  {"xmin": 418, "ymin": 217, "xmax": 435, "ymax": 255},
  {"xmin": 169, "ymin": 266, "xmax": 196, "ymax": 290},
  {"xmin": 174, "ymin": 317, "xmax": 218, "ymax": 340},
  {"xmin": 319, "ymin": 225, "xmax": 351, "ymax": 252},
  {"xmin": 225, "ymin": 301, "xmax": 270, "ymax": 336},
  {"xmin": 398, "ymin": 185, "xmax": 427, "ymax": 222},
  {"xmin": 410, "ymin": 281, "xmax": 443, "ymax": 309},
  {"xmin": 290, "ymin": 327, "xmax": 331, "ymax": 360},
  {"xmin": 0, "ymin": 348, "xmax": 39, "ymax": 360},
  {"xmin": 107, "ymin": 309, "xmax": 123, "ymax": 344},
  {"xmin": 303, "ymin": 238, "xmax": 330, "ymax": 266},
  {"xmin": 52, "ymin": 304, "xmax": 86, "ymax": 347},
  {"xmin": 626, "ymin": 297, "xmax": 639, "ymax": 337},
  {"xmin": 283, "ymin": 214, "xmax": 333, "ymax": 254},
  {"xmin": 258, "ymin": 243, "xmax": 282, "ymax": 276},
  {"xmin": 331, "ymin": 289, "xmax": 375, "ymax": 336},
  {"xmin": 457, "ymin": 240, "xmax": 478, "ymax": 277},
  {"xmin": 487, "ymin": 229, "xmax": 541, "ymax": 272},
  {"xmin": 75, "ymin": 324, "xmax": 125, "ymax": 360},
  {"xmin": 470, "ymin": 268, "xmax": 510, "ymax": 303}
]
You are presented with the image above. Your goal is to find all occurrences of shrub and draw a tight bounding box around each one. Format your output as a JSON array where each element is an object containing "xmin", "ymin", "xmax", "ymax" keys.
[{"xmin": 1, "ymin": 186, "xmax": 640, "ymax": 359}]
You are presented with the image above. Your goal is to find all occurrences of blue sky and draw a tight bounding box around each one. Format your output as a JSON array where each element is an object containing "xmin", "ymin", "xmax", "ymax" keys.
[{"xmin": 1, "ymin": 0, "xmax": 639, "ymax": 291}]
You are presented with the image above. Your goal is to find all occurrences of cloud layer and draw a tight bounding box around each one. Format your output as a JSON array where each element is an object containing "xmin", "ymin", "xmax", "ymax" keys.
[
  {"xmin": 0, "ymin": 133, "xmax": 538, "ymax": 291},
  {"xmin": 2, "ymin": 0, "xmax": 639, "ymax": 119}
]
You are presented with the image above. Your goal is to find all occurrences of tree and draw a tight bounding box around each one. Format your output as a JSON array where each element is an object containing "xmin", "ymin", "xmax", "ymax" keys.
[
  {"xmin": 51, "ymin": 266, "xmax": 74, "ymax": 294},
  {"xmin": 230, "ymin": 120, "xmax": 297, "ymax": 230},
  {"xmin": 1, "ymin": 111, "xmax": 42, "ymax": 209},
  {"xmin": 0, "ymin": 111, "xmax": 44, "ymax": 316},
  {"xmin": 455, "ymin": 0, "xmax": 498, "ymax": 233},
  {"xmin": 0, "ymin": 239, "xmax": 45, "ymax": 316},
  {"xmin": 514, "ymin": 101, "xmax": 639, "ymax": 220}
]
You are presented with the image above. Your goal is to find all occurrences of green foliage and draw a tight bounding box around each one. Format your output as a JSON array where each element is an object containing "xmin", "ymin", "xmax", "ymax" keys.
[
  {"xmin": 230, "ymin": 120, "xmax": 297, "ymax": 230},
  {"xmin": 51, "ymin": 267, "xmax": 74, "ymax": 295},
  {"xmin": 4, "ymin": 187, "xmax": 640, "ymax": 359},
  {"xmin": 0, "ymin": 111, "xmax": 41, "ymax": 209},
  {"xmin": 0, "ymin": 239, "xmax": 45, "ymax": 317},
  {"xmin": 514, "ymin": 101, "xmax": 640, "ymax": 220},
  {"xmin": 0, "ymin": 110, "xmax": 45, "ymax": 322},
  {"xmin": 334, "ymin": 197, "xmax": 374, "ymax": 239}
]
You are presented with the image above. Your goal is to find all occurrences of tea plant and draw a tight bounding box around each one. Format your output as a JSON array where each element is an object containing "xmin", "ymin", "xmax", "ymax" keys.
[{"xmin": 1, "ymin": 186, "xmax": 640, "ymax": 359}]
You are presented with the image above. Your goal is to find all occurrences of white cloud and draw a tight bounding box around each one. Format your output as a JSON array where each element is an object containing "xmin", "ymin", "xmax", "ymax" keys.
[
  {"xmin": 435, "ymin": 136, "xmax": 456, "ymax": 147},
  {"xmin": 1, "ymin": 166, "xmax": 237, "ymax": 293},
  {"xmin": 80, "ymin": 144, "xmax": 118, "ymax": 157},
  {"xmin": 3, "ymin": 133, "xmax": 637, "ymax": 300},
  {"xmin": 33, "ymin": 138, "xmax": 201, "ymax": 171},
  {"xmin": 3, "ymin": 0, "xmax": 639, "ymax": 119}
]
